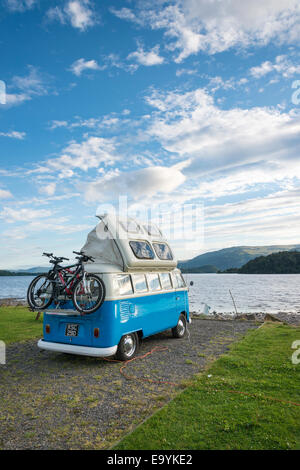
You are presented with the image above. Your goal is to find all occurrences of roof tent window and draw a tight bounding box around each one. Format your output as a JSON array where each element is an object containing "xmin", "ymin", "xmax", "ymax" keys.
[
  {"xmin": 132, "ymin": 274, "xmax": 148, "ymax": 293},
  {"xmin": 120, "ymin": 219, "xmax": 142, "ymax": 234},
  {"xmin": 144, "ymin": 224, "xmax": 162, "ymax": 237},
  {"xmin": 116, "ymin": 274, "xmax": 133, "ymax": 296},
  {"xmin": 153, "ymin": 242, "xmax": 173, "ymax": 260},
  {"xmin": 147, "ymin": 273, "xmax": 161, "ymax": 291},
  {"xmin": 160, "ymin": 273, "xmax": 172, "ymax": 290},
  {"xmin": 129, "ymin": 240, "xmax": 155, "ymax": 260}
]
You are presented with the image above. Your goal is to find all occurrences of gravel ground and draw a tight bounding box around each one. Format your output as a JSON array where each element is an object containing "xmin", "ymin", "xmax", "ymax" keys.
[{"xmin": 0, "ymin": 319, "xmax": 257, "ymax": 450}]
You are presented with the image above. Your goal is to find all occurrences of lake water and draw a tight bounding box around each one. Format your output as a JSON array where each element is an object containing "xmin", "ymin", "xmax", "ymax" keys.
[
  {"xmin": 0, "ymin": 274, "xmax": 299, "ymax": 314},
  {"xmin": 185, "ymin": 273, "xmax": 300, "ymax": 314},
  {"xmin": 0, "ymin": 276, "xmax": 35, "ymax": 301}
]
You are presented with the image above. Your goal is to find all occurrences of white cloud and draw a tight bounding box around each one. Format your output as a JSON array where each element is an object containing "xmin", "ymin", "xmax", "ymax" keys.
[
  {"xmin": 0, "ymin": 189, "xmax": 13, "ymax": 199},
  {"xmin": 47, "ymin": 0, "xmax": 96, "ymax": 31},
  {"xmin": 203, "ymin": 188, "xmax": 300, "ymax": 249},
  {"xmin": 69, "ymin": 58, "xmax": 102, "ymax": 76},
  {"xmin": 110, "ymin": 7, "xmax": 140, "ymax": 24},
  {"xmin": 39, "ymin": 183, "xmax": 56, "ymax": 197},
  {"xmin": 49, "ymin": 120, "xmax": 69, "ymax": 130},
  {"xmin": 5, "ymin": 0, "xmax": 36, "ymax": 12},
  {"xmin": 0, "ymin": 207, "xmax": 52, "ymax": 223},
  {"xmin": 176, "ymin": 68, "xmax": 197, "ymax": 77},
  {"xmin": 207, "ymin": 188, "xmax": 300, "ymax": 221},
  {"xmin": 145, "ymin": 87, "xmax": 300, "ymax": 178},
  {"xmin": 112, "ymin": 1, "xmax": 300, "ymax": 61},
  {"xmin": 49, "ymin": 114, "xmax": 123, "ymax": 131},
  {"xmin": 11, "ymin": 65, "xmax": 48, "ymax": 95},
  {"xmin": 33, "ymin": 136, "xmax": 118, "ymax": 178},
  {"xmin": 250, "ymin": 55, "xmax": 300, "ymax": 78},
  {"xmin": 127, "ymin": 45, "xmax": 165, "ymax": 66},
  {"xmin": 3, "ymin": 93, "xmax": 29, "ymax": 107},
  {"xmin": 1, "ymin": 66, "xmax": 49, "ymax": 109},
  {"xmin": 0, "ymin": 131, "xmax": 26, "ymax": 139},
  {"xmin": 84, "ymin": 165, "xmax": 186, "ymax": 201}
]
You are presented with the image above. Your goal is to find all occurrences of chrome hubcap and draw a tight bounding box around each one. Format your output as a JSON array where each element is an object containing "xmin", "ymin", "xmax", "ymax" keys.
[
  {"xmin": 123, "ymin": 335, "xmax": 135, "ymax": 356},
  {"xmin": 178, "ymin": 319, "xmax": 185, "ymax": 336}
]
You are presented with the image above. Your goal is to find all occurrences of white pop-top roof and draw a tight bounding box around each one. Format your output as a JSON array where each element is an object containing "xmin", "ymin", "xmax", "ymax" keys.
[{"xmin": 81, "ymin": 213, "xmax": 177, "ymax": 272}]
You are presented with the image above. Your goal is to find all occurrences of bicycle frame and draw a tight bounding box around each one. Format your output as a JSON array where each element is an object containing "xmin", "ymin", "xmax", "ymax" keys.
[{"xmin": 48, "ymin": 262, "xmax": 82, "ymax": 298}]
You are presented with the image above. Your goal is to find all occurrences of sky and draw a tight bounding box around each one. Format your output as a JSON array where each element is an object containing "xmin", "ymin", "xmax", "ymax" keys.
[{"xmin": 0, "ymin": 0, "xmax": 300, "ymax": 269}]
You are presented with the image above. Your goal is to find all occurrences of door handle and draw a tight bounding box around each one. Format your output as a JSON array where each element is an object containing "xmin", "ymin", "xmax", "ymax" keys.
[{"xmin": 176, "ymin": 296, "xmax": 180, "ymax": 300}]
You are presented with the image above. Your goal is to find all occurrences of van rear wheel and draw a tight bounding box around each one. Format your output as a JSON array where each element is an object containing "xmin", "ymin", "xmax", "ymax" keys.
[
  {"xmin": 116, "ymin": 333, "xmax": 139, "ymax": 361},
  {"xmin": 172, "ymin": 314, "xmax": 186, "ymax": 338}
]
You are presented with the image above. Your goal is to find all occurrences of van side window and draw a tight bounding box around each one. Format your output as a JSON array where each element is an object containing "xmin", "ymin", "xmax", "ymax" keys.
[
  {"xmin": 116, "ymin": 274, "xmax": 133, "ymax": 295},
  {"xmin": 153, "ymin": 242, "xmax": 173, "ymax": 260},
  {"xmin": 129, "ymin": 241, "xmax": 155, "ymax": 260},
  {"xmin": 147, "ymin": 273, "xmax": 161, "ymax": 291},
  {"xmin": 171, "ymin": 272, "xmax": 178, "ymax": 288},
  {"xmin": 132, "ymin": 274, "xmax": 148, "ymax": 293},
  {"xmin": 160, "ymin": 273, "xmax": 172, "ymax": 290},
  {"xmin": 175, "ymin": 272, "xmax": 186, "ymax": 288}
]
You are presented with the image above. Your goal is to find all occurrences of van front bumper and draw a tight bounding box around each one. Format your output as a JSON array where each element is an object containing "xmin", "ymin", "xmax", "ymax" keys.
[{"xmin": 37, "ymin": 339, "xmax": 117, "ymax": 357}]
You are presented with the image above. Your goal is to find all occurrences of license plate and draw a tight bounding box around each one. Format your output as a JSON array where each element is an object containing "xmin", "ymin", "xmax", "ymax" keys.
[{"xmin": 65, "ymin": 324, "xmax": 79, "ymax": 337}]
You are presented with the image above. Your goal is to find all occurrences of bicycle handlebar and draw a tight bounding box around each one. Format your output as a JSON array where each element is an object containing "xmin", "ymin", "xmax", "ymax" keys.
[
  {"xmin": 43, "ymin": 252, "xmax": 69, "ymax": 263},
  {"xmin": 73, "ymin": 251, "xmax": 95, "ymax": 262},
  {"xmin": 42, "ymin": 250, "xmax": 94, "ymax": 265}
]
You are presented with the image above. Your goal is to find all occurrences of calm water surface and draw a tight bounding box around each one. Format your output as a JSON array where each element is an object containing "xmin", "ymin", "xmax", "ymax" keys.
[
  {"xmin": 0, "ymin": 273, "xmax": 299, "ymax": 314},
  {"xmin": 185, "ymin": 273, "xmax": 300, "ymax": 314}
]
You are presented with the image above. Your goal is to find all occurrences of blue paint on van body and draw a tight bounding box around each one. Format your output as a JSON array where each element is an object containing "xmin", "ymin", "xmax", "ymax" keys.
[{"xmin": 42, "ymin": 289, "xmax": 189, "ymax": 351}]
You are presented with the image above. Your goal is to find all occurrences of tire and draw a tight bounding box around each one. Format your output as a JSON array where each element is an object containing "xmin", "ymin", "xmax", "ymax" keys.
[
  {"xmin": 116, "ymin": 333, "xmax": 139, "ymax": 361},
  {"xmin": 27, "ymin": 274, "xmax": 54, "ymax": 310},
  {"xmin": 172, "ymin": 313, "xmax": 187, "ymax": 338},
  {"xmin": 72, "ymin": 274, "xmax": 105, "ymax": 314}
]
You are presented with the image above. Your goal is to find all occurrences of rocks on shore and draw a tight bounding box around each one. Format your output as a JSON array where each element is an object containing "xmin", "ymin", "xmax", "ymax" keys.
[
  {"xmin": 191, "ymin": 311, "xmax": 300, "ymax": 326},
  {"xmin": 0, "ymin": 298, "xmax": 27, "ymax": 307}
]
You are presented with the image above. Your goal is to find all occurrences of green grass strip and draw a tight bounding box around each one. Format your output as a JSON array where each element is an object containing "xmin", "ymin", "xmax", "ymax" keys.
[
  {"xmin": 0, "ymin": 306, "xmax": 43, "ymax": 344},
  {"xmin": 115, "ymin": 323, "xmax": 300, "ymax": 450}
]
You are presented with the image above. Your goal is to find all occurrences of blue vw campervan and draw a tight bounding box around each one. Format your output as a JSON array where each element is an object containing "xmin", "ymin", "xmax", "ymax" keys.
[{"xmin": 38, "ymin": 214, "xmax": 190, "ymax": 360}]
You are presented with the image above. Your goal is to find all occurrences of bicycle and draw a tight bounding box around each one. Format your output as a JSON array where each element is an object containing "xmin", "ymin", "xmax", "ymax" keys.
[{"xmin": 27, "ymin": 251, "xmax": 105, "ymax": 314}]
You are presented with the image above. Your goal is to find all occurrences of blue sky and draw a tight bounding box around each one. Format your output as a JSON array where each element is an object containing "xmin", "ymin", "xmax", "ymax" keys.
[{"xmin": 0, "ymin": 0, "xmax": 300, "ymax": 269}]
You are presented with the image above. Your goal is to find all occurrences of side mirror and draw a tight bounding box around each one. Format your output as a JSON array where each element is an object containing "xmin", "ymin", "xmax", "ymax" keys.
[{"xmin": 190, "ymin": 281, "xmax": 194, "ymax": 286}]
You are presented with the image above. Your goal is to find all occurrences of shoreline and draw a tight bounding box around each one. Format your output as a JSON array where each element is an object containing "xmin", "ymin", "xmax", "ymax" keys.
[
  {"xmin": 0, "ymin": 297, "xmax": 28, "ymax": 306},
  {"xmin": 0, "ymin": 298, "xmax": 299, "ymax": 325}
]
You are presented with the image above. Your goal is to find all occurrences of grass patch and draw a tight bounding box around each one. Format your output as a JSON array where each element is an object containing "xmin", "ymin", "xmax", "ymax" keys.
[
  {"xmin": 0, "ymin": 306, "xmax": 42, "ymax": 344},
  {"xmin": 115, "ymin": 324, "xmax": 300, "ymax": 450}
]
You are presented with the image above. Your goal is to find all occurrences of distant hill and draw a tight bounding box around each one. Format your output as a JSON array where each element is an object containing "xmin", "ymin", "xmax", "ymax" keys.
[
  {"xmin": 16, "ymin": 267, "xmax": 49, "ymax": 274},
  {"xmin": 178, "ymin": 244, "xmax": 300, "ymax": 272},
  {"xmin": 180, "ymin": 264, "xmax": 218, "ymax": 273},
  {"xmin": 0, "ymin": 266, "xmax": 48, "ymax": 276},
  {"xmin": 0, "ymin": 270, "xmax": 38, "ymax": 277},
  {"xmin": 237, "ymin": 251, "xmax": 300, "ymax": 274}
]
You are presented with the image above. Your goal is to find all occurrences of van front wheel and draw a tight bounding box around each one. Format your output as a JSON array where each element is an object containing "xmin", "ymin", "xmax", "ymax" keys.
[
  {"xmin": 116, "ymin": 333, "xmax": 139, "ymax": 361},
  {"xmin": 172, "ymin": 314, "xmax": 186, "ymax": 338}
]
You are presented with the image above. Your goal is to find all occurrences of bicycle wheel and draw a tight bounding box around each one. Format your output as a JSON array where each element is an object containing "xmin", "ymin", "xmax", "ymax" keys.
[
  {"xmin": 27, "ymin": 274, "xmax": 54, "ymax": 310},
  {"xmin": 72, "ymin": 274, "xmax": 105, "ymax": 314}
]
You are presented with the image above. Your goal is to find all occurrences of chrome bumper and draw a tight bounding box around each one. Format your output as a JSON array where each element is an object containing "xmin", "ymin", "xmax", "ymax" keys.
[{"xmin": 37, "ymin": 339, "xmax": 117, "ymax": 357}]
